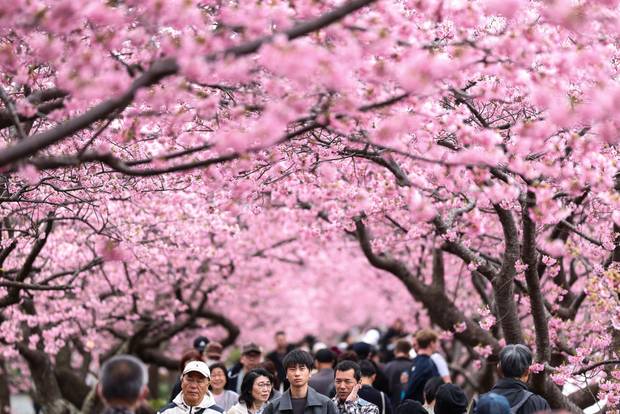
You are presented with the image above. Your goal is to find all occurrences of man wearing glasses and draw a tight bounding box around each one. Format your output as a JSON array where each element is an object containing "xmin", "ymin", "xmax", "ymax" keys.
[
  {"xmin": 263, "ymin": 349, "xmax": 338, "ymax": 414},
  {"xmin": 159, "ymin": 361, "xmax": 225, "ymax": 414},
  {"xmin": 333, "ymin": 361, "xmax": 379, "ymax": 414}
]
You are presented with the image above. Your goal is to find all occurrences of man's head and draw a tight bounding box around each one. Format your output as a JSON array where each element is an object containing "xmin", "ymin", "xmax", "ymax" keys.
[
  {"xmin": 205, "ymin": 342, "xmax": 223, "ymax": 361},
  {"xmin": 392, "ymin": 318, "xmax": 404, "ymax": 332},
  {"xmin": 283, "ymin": 349, "xmax": 314, "ymax": 388},
  {"xmin": 394, "ymin": 340, "xmax": 412, "ymax": 358},
  {"xmin": 193, "ymin": 336, "xmax": 209, "ymax": 354},
  {"xmin": 434, "ymin": 384, "xmax": 468, "ymax": 414},
  {"xmin": 275, "ymin": 331, "xmax": 287, "ymax": 349},
  {"xmin": 315, "ymin": 348, "xmax": 335, "ymax": 369},
  {"xmin": 414, "ymin": 329, "xmax": 438, "ymax": 353},
  {"xmin": 98, "ymin": 355, "xmax": 148, "ymax": 410},
  {"xmin": 359, "ymin": 360, "xmax": 376, "ymax": 383},
  {"xmin": 334, "ymin": 360, "xmax": 361, "ymax": 402},
  {"xmin": 181, "ymin": 360, "xmax": 210, "ymax": 406},
  {"xmin": 240, "ymin": 343, "xmax": 263, "ymax": 372},
  {"xmin": 498, "ymin": 344, "xmax": 532, "ymax": 381}
]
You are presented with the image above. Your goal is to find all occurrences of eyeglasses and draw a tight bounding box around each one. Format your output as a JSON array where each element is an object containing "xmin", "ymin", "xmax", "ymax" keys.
[{"xmin": 255, "ymin": 382, "xmax": 273, "ymax": 388}]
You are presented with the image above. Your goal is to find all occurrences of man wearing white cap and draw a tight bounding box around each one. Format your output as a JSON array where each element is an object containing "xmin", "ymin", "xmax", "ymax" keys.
[{"xmin": 159, "ymin": 361, "xmax": 225, "ymax": 414}]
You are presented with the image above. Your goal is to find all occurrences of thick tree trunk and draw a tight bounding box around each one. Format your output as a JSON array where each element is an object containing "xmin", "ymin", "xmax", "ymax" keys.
[
  {"xmin": 17, "ymin": 345, "xmax": 79, "ymax": 414},
  {"xmin": 149, "ymin": 364, "xmax": 159, "ymax": 400}
]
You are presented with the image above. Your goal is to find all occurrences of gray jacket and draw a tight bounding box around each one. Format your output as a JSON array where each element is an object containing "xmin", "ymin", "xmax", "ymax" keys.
[{"xmin": 262, "ymin": 387, "xmax": 338, "ymax": 414}]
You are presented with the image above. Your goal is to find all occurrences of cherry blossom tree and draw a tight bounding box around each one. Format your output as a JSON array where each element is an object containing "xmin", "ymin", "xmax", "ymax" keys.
[{"xmin": 1, "ymin": 0, "xmax": 620, "ymax": 413}]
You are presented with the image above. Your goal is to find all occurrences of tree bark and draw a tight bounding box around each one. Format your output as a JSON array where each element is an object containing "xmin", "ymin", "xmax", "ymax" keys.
[
  {"xmin": 0, "ymin": 357, "xmax": 11, "ymax": 414},
  {"xmin": 17, "ymin": 344, "xmax": 79, "ymax": 414}
]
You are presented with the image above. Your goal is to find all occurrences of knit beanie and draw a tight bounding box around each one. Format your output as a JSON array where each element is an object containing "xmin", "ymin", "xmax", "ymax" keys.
[
  {"xmin": 396, "ymin": 399, "xmax": 429, "ymax": 414},
  {"xmin": 434, "ymin": 384, "xmax": 468, "ymax": 414}
]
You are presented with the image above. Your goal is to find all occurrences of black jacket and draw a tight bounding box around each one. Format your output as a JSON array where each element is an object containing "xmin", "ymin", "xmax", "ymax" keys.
[
  {"xmin": 382, "ymin": 357, "xmax": 412, "ymax": 408},
  {"xmin": 489, "ymin": 378, "xmax": 550, "ymax": 414},
  {"xmin": 358, "ymin": 385, "xmax": 392, "ymax": 414},
  {"xmin": 263, "ymin": 387, "xmax": 338, "ymax": 414}
]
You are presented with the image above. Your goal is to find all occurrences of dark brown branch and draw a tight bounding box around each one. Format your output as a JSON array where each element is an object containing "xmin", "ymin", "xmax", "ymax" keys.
[
  {"xmin": 573, "ymin": 359, "xmax": 620, "ymax": 376},
  {"xmin": 520, "ymin": 191, "xmax": 552, "ymax": 395},
  {"xmin": 354, "ymin": 215, "xmax": 500, "ymax": 353},
  {"xmin": 217, "ymin": 0, "xmax": 376, "ymax": 59},
  {"xmin": 431, "ymin": 248, "xmax": 445, "ymax": 291},
  {"xmin": 28, "ymin": 123, "xmax": 321, "ymax": 175},
  {"xmin": 0, "ymin": 281, "xmax": 72, "ymax": 291},
  {"xmin": 0, "ymin": 86, "xmax": 27, "ymax": 139},
  {"xmin": 492, "ymin": 204, "xmax": 524, "ymax": 344},
  {"xmin": 433, "ymin": 214, "xmax": 498, "ymax": 281}
]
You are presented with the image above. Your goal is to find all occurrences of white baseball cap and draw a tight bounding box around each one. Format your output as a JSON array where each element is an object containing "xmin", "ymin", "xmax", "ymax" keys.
[{"xmin": 182, "ymin": 361, "xmax": 210, "ymax": 378}]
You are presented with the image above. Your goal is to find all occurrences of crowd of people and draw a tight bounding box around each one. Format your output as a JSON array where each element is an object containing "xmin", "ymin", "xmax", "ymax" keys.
[{"xmin": 97, "ymin": 324, "xmax": 565, "ymax": 414}]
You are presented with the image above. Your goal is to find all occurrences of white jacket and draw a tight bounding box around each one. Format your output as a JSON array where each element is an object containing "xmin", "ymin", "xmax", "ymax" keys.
[{"xmin": 159, "ymin": 391, "xmax": 225, "ymax": 414}]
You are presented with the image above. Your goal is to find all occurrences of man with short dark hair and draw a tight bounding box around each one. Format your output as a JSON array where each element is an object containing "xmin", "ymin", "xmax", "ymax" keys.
[
  {"xmin": 403, "ymin": 331, "xmax": 439, "ymax": 403},
  {"xmin": 332, "ymin": 361, "xmax": 379, "ymax": 414},
  {"xmin": 309, "ymin": 348, "xmax": 336, "ymax": 396},
  {"xmin": 228, "ymin": 343, "xmax": 263, "ymax": 394},
  {"xmin": 383, "ymin": 340, "xmax": 413, "ymax": 409},
  {"xmin": 98, "ymin": 355, "xmax": 149, "ymax": 414},
  {"xmin": 263, "ymin": 349, "xmax": 338, "ymax": 414},
  {"xmin": 487, "ymin": 345, "xmax": 550, "ymax": 414},
  {"xmin": 159, "ymin": 361, "xmax": 224, "ymax": 414},
  {"xmin": 358, "ymin": 360, "xmax": 392, "ymax": 414},
  {"xmin": 267, "ymin": 331, "xmax": 295, "ymax": 391}
]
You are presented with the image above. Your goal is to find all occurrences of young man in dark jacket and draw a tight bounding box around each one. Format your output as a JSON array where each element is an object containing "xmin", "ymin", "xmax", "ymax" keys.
[
  {"xmin": 263, "ymin": 350, "xmax": 338, "ymax": 414},
  {"xmin": 487, "ymin": 345, "xmax": 550, "ymax": 414},
  {"xmin": 383, "ymin": 340, "xmax": 413, "ymax": 409},
  {"xmin": 403, "ymin": 331, "xmax": 439, "ymax": 404}
]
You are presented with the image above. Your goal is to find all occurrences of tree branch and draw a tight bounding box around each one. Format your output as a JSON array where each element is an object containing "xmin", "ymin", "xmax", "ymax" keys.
[
  {"xmin": 492, "ymin": 204, "xmax": 524, "ymax": 344},
  {"xmin": 0, "ymin": 0, "xmax": 376, "ymax": 168}
]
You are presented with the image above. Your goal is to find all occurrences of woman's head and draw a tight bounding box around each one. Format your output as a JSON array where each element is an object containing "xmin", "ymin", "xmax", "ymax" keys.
[
  {"xmin": 239, "ymin": 368, "xmax": 274, "ymax": 407},
  {"xmin": 209, "ymin": 362, "xmax": 228, "ymax": 392}
]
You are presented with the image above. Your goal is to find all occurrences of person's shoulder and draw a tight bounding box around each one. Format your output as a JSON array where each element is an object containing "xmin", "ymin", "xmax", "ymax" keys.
[
  {"xmin": 226, "ymin": 390, "xmax": 240, "ymax": 398},
  {"xmin": 158, "ymin": 402, "xmax": 177, "ymax": 414},
  {"xmin": 209, "ymin": 404, "xmax": 225, "ymax": 413},
  {"xmin": 358, "ymin": 398, "xmax": 379, "ymax": 413},
  {"xmin": 527, "ymin": 393, "xmax": 550, "ymax": 409},
  {"xmin": 309, "ymin": 387, "xmax": 333, "ymax": 403},
  {"xmin": 430, "ymin": 353, "xmax": 447, "ymax": 363}
]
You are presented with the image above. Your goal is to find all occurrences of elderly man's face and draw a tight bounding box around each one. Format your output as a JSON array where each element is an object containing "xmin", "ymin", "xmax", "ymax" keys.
[{"xmin": 181, "ymin": 371, "xmax": 209, "ymax": 406}]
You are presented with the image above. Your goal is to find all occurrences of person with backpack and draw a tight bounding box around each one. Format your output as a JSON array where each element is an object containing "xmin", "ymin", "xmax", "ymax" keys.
[
  {"xmin": 487, "ymin": 345, "xmax": 550, "ymax": 414},
  {"xmin": 403, "ymin": 330, "xmax": 440, "ymax": 404}
]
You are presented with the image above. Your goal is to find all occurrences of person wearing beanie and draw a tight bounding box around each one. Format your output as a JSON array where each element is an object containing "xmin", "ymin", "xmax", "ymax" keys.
[
  {"xmin": 474, "ymin": 393, "xmax": 510, "ymax": 414},
  {"xmin": 434, "ymin": 384, "xmax": 467, "ymax": 414},
  {"xmin": 395, "ymin": 400, "xmax": 428, "ymax": 414}
]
